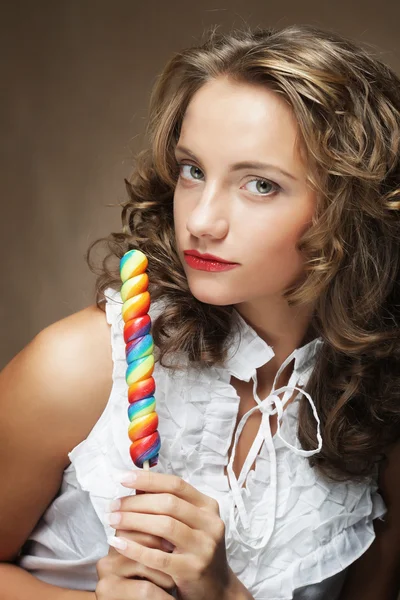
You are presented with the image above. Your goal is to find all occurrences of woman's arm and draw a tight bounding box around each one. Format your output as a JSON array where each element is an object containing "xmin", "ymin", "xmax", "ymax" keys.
[
  {"xmin": 0, "ymin": 306, "xmax": 112, "ymax": 598},
  {"xmin": 0, "ymin": 564, "xmax": 94, "ymax": 599},
  {"xmin": 339, "ymin": 440, "xmax": 400, "ymax": 600}
]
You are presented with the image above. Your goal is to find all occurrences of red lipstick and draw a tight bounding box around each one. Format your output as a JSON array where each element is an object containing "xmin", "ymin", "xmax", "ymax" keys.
[{"xmin": 183, "ymin": 250, "xmax": 239, "ymax": 272}]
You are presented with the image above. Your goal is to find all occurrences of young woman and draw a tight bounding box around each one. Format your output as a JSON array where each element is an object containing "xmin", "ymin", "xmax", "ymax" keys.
[{"xmin": 1, "ymin": 24, "xmax": 399, "ymax": 600}]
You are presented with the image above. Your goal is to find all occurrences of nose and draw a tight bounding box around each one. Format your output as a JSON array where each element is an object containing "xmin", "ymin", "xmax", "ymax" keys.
[{"xmin": 186, "ymin": 186, "xmax": 229, "ymax": 240}]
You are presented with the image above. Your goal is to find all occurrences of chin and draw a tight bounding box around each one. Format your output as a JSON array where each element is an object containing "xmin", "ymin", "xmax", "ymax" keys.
[{"xmin": 187, "ymin": 281, "xmax": 238, "ymax": 307}]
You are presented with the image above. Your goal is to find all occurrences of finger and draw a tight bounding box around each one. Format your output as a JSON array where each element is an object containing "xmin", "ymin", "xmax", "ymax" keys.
[
  {"xmin": 114, "ymin": 493, "xmax": 217, "ymax": 536},
  {"xmin": 117, "ymin": 470, "xmax": 217, "ymax": 511},
  {"xmin": 122, "ymin": 560, "xmax": 175, "ymax": 589},
  {"xmin": 108, "ymin": 535, "xmax": 192, "ymax": 580},
  {"xmin": 130, "ymin": 561, "xmax": 175, "ymax": 590},
  {"xmin": 116, "ymin": 529, "xmax": 170, "ymax": 550},
  {"xmin": 99, "ymin": 550, "xmax": 175, "ymax": 589},
  {"xmin": 98, "ymin": 576, "xmax": 174, "ymax": 600},
  {"xmin": 110, "ymin": 511, "xmax": 199, "ymax": 552}
]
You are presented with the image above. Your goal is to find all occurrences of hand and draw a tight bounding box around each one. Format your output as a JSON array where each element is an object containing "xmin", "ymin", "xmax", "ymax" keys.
[
  {"xmin": 106, "ymin": 470, "xmax": 248, "ymax": 600},
  {"xmin": 95, "ymin": 526, "xmax": 176, "ymax": 599}
]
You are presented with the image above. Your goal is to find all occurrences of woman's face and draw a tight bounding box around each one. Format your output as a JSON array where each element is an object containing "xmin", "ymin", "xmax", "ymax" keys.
[{"xmin": 173, "ymin": 77, "xmax": 317, "ymax": 308}]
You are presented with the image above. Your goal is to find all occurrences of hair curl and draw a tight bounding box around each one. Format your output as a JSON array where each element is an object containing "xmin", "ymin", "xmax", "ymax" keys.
[{"xmin": 86, "ymin": 24, "xmax": 400, "ymax": 481}]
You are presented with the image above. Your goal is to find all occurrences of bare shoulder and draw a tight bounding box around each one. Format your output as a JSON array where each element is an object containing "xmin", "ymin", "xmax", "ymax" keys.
[
  {"xmin": 0, "ymin": 303, "xmax": 113, "ymax": 560},
  {"xmin": 0, "ymin": 302, "xmax": 113, "ymax": 464},
  {"xmin": 31, "ymin": 303, "xmax": 114, "ymax": 447}
]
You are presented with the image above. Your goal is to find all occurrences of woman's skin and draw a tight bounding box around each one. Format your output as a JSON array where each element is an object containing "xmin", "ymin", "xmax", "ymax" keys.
[{"xmin": 0, "ymin": 77, "xmax": 399, "ymax": 598}]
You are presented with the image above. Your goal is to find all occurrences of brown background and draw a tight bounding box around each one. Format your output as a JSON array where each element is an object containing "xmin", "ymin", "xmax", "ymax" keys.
[{"xmin": 1, "ymin": 0, "xmax": 400, "ymax": 368}]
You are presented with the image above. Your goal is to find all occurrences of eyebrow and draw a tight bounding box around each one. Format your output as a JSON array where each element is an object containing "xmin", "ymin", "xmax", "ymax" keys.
[{"xmin": 174, "ymin": 145, "xmax": 298, "ymax": 182}]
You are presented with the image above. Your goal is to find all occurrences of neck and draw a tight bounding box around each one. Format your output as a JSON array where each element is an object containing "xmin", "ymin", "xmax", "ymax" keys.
[{"xmin": 234, "ymin": 295, "xmax": 317, "ymax": 396}]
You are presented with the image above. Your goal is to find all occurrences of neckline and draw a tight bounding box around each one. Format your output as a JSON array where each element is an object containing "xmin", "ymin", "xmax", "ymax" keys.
[
  {"xmin": 223, "ymin": 307, "xmax": 323, "ymax": 382},
  {"xmin": 221, "ymin": 310, "xmax": 323, "ymax": 492}
]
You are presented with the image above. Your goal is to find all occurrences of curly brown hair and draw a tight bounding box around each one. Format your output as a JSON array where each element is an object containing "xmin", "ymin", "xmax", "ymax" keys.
[{"xmin": 86, "ymin": 24, "xmax": 400, "ymax": 481}]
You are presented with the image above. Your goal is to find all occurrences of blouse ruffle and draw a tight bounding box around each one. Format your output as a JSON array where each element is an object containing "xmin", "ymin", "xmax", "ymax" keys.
[{"xmin": 68, "ymin": 287, "xmax": 386, "ymax": 599}]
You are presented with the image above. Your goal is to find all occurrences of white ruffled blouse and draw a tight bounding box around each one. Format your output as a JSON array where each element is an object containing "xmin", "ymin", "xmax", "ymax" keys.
[{"xmin": 19, "ymin": 287, "xmax": 386, "ymax": 599}]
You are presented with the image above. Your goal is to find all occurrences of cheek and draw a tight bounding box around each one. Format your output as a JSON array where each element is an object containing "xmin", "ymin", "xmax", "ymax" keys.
[{"xmin": 243, "ymin": 218, "xmax": 308, "ymax": 286}]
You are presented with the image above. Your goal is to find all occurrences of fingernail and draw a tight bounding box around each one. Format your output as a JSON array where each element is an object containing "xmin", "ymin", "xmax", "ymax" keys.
[
  {"xmin": 116, "ymin": 471, "xmax": 138, "ymax": 485},
  {"xmin": 105, "ymin": 512, "xmax": 121, "ymax": 525},
  {"xmin": 108, "ymin": 498, "xmax": 121, "ymax": 511},
  {"xmin": 107, "ymin": 535, "xmax": 128, "ymax": 550}
]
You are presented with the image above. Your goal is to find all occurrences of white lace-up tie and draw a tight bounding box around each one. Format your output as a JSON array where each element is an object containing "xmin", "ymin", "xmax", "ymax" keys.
[{"xmin": 226, "ymin": 348, "xmax": 323, "ymax": 550}]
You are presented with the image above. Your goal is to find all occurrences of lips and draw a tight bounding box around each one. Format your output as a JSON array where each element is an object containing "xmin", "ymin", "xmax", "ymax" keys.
[
  {"xmin": 183, "ymin": 250, "xmax": 239, "ymax": 272},
  {"xmin": 184, "ymin": 250, "xmax": 236, "ymax": 264}
]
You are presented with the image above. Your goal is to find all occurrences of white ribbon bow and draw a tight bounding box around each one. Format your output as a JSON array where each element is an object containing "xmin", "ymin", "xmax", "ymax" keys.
[{"xmin": 226, "ymin": 348, "xmax": 323, "ymax": 551}]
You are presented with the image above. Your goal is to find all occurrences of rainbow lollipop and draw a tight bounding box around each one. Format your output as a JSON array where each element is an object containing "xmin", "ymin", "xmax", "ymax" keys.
[{"xmin": 120, "ymin": 249, "xmax": 161, "ymax": 470}]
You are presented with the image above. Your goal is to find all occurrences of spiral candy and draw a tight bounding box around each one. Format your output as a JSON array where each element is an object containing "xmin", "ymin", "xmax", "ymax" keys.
[{"xmin": 120, "ymin": 249, "xmax": 161, "ymax": 470}]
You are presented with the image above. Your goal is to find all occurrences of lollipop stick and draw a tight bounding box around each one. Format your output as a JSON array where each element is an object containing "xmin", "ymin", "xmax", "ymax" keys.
[{"xmin": 136, "ymin": 460, "xmax": 150, "ymax": 496}]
